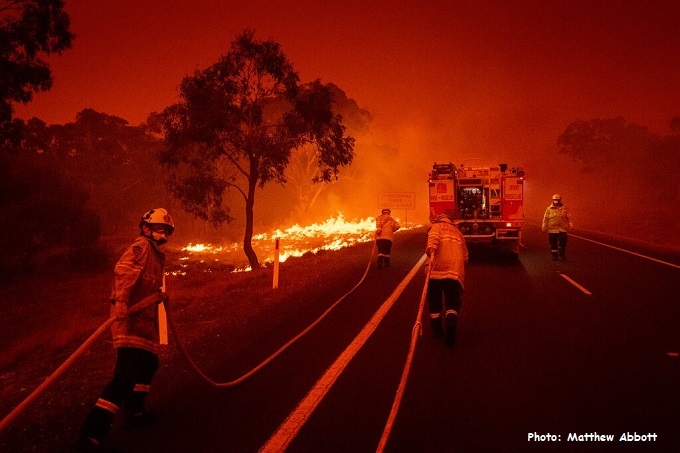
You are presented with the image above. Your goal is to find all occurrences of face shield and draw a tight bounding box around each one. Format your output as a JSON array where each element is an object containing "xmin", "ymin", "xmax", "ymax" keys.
[{"xmin": 149, "ymin": 224, "xmax": 170, "ymax": 245}]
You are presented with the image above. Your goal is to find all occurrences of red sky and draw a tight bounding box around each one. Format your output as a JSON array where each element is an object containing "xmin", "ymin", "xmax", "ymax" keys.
[{"xmin": 14, "ymin": 0, "xmax": 680, "ymax": 220}]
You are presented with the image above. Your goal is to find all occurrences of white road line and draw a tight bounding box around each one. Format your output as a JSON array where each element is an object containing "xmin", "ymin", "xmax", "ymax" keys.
[
  {"xmin": 558, "ymin": 272, "xmax": 592, "ymax": 296},
  {"xmin": 569, "ymin": 234, "xmax": 680, "ymax": 270},
  {"xmin": 259, "ymin": 254, "xmax": 428, "ymax": 453}
]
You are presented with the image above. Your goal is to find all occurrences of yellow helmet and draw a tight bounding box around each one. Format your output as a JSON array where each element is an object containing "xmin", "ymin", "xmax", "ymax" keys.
[
  {"xmin": 139, "ymin": 208, "xmax": 175, "ymax": 235},
  {"xmin": 552, "ymin": 194, "xmax": 562, "ymax": 201}
]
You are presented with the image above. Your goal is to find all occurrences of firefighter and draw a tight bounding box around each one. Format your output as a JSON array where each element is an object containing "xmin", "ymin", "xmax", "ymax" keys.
[
  {"xmin": 425, "ymin": 213, "xmax": 469, "ymax": 345},
  {"xmin": 542, "ymin": 194, "xmax": 574, "ymax": 261},
  {"xmin": 78, "ymin": 208, "xmax": 174, "ymax": 451},
  {"xmin": 375, "ymin": 208, "xmax": 400, "ymax": 269}
]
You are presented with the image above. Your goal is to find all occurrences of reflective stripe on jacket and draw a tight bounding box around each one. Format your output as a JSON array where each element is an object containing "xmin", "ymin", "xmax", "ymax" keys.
[
  {"xmin": 542, "ymin": 204, "xmax": 573, "ymax": 233},
  {"xmin": 427, "ymin": 218, "xmax": 469, "ymax": 289},
  {"xmin": 110, "ymin": 236, "xmax": 165, "ymax": 354}
]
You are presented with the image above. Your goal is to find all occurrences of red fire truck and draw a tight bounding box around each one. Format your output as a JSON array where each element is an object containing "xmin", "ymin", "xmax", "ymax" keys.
[{"xmin": 428, "ymin": 160, "xmax": 525, "ymax": 255}]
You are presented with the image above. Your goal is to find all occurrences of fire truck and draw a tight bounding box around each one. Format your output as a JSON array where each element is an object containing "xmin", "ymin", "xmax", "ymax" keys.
[{"xmin": 428, "ymin": 160, "xmax": 525, "ymax": 255}]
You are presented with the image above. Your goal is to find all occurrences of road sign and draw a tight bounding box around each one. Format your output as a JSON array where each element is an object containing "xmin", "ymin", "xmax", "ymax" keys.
[{"xmin": 379, "ymin": 192, "xmax": 416, "ymax": 210}]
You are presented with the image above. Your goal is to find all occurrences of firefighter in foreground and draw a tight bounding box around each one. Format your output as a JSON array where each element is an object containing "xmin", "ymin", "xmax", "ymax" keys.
[
  {"xmin": 541, "ymin": 193, "xmax": 574, "ymax": 261},
  {"xmin": 78, "ymin": 208, "xmax": 174, "ymax": 451},
  {"xmin": 375, "ymin": 208, "xmax": 400, "ymax": 269},
  {"xmin": 426, "ymin": 213, "xmax": 469, "ymax": 345}
]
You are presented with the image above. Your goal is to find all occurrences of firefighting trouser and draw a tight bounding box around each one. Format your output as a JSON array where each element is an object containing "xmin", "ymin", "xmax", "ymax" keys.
[
  {"xmin": 376, "ymin": 239, "xmax": 393, "ymax": 267},
  {"xmin": 80, "ymin": 347, "xmax": 159, "ymax": 442},
  {"xmin": 426, "ymin": 278, "xmax": 462, "ymax": 337},
  {"xmin": 548, "ymin": 232, "xmax": 568, "ymax": 259}
]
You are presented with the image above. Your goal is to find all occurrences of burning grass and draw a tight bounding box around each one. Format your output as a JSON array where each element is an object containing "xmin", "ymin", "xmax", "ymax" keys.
[{"xmin": 169, "ymin": 213, "xmax": 387, "ymax": 274}]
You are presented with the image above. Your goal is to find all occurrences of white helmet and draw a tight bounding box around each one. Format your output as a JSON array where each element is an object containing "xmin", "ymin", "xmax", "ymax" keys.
[
  {"xmin": 552, "ymin": 193, "xmax": 562, "ymax": 201},
  {"xmin": 139, "ymin": 208, "xmax": 175, "ymax": 235}
]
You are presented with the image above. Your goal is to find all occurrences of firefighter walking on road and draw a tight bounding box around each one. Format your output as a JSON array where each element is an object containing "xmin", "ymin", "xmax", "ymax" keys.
[
  {"xmin": 78, "ymin": 208, "xmax": 175, "ymax": 451},
  {"xmin": 426, "ymin": 213, "xmax": 469, "ymax": 346},
  {"xmin": 376, "ymin": 208, "xmax": 400, "ymax": 269},
  {"xmin": 542, "ymin": 194, "xmax": 574, "ymax": 261}
]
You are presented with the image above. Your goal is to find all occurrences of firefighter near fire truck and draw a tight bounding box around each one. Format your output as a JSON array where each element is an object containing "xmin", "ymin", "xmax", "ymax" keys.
[
  {"xmin": 428, "ymin": 161, "xmax": 525, "ymax": 256},
  {"xmin": 78, "ymin": 208, "xmax": 174, "ymax": 451},
  {"xmin": 375, "ymin": 208, "xmax": 400, "ymax": 269},
  {"xmin": 541, "ymin": 194, "xmax": 574, "ymax": 261},
  {"xmin": 425, "ymin": 213, "xmax": 469, "ymax": 345}
]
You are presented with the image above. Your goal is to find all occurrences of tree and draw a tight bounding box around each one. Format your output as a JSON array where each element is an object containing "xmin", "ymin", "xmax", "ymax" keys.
[
  {"xmin": 671, "ymin": 116, "xmax": 680, "ymax": 135},
  {"xmin": 556, "ymin": 115, "xmax": 680, "ymax": 202},
  {"xmin": 557, "ymin": 116, "xmax": 650, "ymax": 170},
  {"xmin": 160, "ymin": 30, "xmax": 355, "ymax": 269},
  {"xmin": 284, "ymin": 83, "xmax": 370, "ymax": 219},
  {"xmin": 0, "ymin": 0, "xmax": 74, "ymax": 150},
  {"xmin": 645, "ymin": 131, "xmax": 680, "ymax": 201},
  {"xmin": 20, "ymin": 109, "xmax": 170, "ymax": 235},
  {"xmin": 0, "ymin": 151, "xmax": 104, "ymax": 276}
]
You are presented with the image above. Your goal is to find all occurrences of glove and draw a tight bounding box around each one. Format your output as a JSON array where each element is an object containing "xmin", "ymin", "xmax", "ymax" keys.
[
  {"xmin": 376, "ymin": 229, "xmax": 382, "ymax": 235},
  {"xmin": 426, "ymin": 247, "xmax": 435, "ymax": 257},
  {"xmin": 114, "ymin": 302, "xmax": 129, "ymax": 321},
  {"xmin": 158, "ymin": 291, "xmax": 169, "ymax": 305}
]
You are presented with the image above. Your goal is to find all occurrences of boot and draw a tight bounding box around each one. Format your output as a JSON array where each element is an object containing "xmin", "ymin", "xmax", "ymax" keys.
[
  {"xmin": 124, "ymin": 408, "xmax": 155, "ymax": 430},
  {"xmin": 551, "ymin": 251, "xmax": 558, "ymax": 261},
  {"xmin": 559, "ymin": 248, "xmax": 566, "ymax": 261},
  {"xmin": 445, "ymin": 311, "xmax": 458, "ymax": 346},
  {"xmin": 377, "ymin": 256, "xmax": 383, "ymax": 270},
  {"xmin": 384, "ymin": 257, "xmax": 390, "ymax": 268},
  {"xmin": 74, "ymin": 436, "xmax": 103, "ymax": 452},
  {"xmin": 429, "ymin": 317, "xmax": 443, "ymax": 338},
  {"xmin": 78, "ymin": 407, "xmax": 113, "ymax": 450},
  {"xmin": 124, "ymin": 391, "xmax": 154, "ymax": 430}
]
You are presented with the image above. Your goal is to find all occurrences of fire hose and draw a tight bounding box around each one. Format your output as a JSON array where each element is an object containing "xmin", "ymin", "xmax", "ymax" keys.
[
  {"xmin": 168, "ymin": 241, "xmax": 377, "ymax": 388},
  {"xmin": 0, "ymin": 292, "xmax": 162, "ymax": 433},
  {"xmin": 0, "ymin": 241, "xmax": 377, "ymax": 432},
  {"xmin": 376, "ymin": 254, "xmax": 432, "ymax": 452}
]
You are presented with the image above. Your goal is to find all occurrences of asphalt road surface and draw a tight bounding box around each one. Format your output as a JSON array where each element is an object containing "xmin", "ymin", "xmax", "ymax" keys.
[{"xmin": 3, "ymin": 224, "xmax": 679, "ymax": 452}]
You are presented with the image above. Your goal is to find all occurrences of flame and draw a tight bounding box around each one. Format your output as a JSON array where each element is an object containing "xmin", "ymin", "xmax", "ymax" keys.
[{"xmin": 171, "ymin": 212, "xmax": 419, "ymax": 275}]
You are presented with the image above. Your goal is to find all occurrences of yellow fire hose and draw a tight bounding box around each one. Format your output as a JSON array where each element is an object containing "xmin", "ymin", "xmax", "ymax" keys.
[
  {"xmin": 0, "ymin": 241, "xmax": 377, "ymax": 432},
  {"xmin": 376, "ymin": 254, "xmax": 432, "ymax": 452}
]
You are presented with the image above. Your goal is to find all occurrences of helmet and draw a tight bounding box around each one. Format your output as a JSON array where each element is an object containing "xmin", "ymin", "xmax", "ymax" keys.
[
  {"xmin": 139, "ymin": 208, "xmax": 175, "ymax": 235},
  {"xmin": 436, "ymin": 213, "xmax": 450, "ymax": 221},
  {"xmin": 381, "ymin": 208, "xmax": 391, "ymax": 214},
  {"xmin": 552, "ymin": 193, "xmax": 562, "ymax": 201}
]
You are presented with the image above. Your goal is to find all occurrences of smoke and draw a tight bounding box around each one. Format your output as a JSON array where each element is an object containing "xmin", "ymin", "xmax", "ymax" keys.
[{"xmin": 12, "ymin": 1, "xmax": 679, "ymax": 253}]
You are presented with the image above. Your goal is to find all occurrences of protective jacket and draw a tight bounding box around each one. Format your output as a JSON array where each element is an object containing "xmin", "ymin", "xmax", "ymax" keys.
[
  {"xmin": 542, "ymin": 204, "xmax": 573, "ymax": 233},
  {"xmin": 376, "ymin": 214, "xmax": 400, "ymax": 241},
  {"xmin": 426, "ymin": 218, "xmax": 469, "ymax": 289},
  {"xmin": 110, "ymin": 236, "xmax": 165, "ymax": 354}
]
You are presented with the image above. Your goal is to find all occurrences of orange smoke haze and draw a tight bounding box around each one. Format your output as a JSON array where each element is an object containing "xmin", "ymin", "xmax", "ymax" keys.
[{"xmin": 14, "ymin": 0, "xmax": 680, "ymax": 238}]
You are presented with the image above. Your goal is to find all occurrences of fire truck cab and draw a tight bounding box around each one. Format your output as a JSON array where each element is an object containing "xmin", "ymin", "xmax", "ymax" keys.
[{"xmin": 428, "ymin": 160, "xmax": 525, "ymax": 255}]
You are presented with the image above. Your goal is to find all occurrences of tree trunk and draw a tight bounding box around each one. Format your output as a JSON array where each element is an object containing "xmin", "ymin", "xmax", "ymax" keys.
[{"xmin": 243, "ymin": 167, "xmax": 260, "ymax": 270}]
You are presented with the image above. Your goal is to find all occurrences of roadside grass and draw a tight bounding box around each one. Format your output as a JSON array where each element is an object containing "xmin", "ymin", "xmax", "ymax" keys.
[
  {"xmin": 0, "ymin": 239, "xmax": 378, "ymax": 418},
  {"xmin": 0, "ymin": 271, "xmax": 112, "ymax": 370}
]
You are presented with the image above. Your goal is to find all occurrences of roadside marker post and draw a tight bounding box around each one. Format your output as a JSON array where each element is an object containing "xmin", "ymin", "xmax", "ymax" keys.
[{"xmin": 273, "ymin": 238, "xmax": 280, "ymax": 289}]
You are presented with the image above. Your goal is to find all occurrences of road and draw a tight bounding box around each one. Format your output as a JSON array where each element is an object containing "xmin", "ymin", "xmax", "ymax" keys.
[
  {"xmin": 3, "ymin": 224, "xmax": 679, "ymax": 452},
  {"xmin": 119, "ymin": 224, "xmax": 680, "ymax": 452}
]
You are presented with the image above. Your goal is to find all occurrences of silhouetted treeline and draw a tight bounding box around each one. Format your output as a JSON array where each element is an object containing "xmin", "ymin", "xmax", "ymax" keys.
[
  {"xmin": 0, "ymin": 109, "xmax": 172, "ymax": 278},
  {"xmin": 557, "ymin": 116, "xmax": 680, "ymax": 201}
]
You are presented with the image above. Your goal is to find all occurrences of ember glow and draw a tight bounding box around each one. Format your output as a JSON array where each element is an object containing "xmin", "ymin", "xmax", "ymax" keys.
[{"xmin": 171, "ymin": 213, "xmax": 418, "ymax": 275}]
